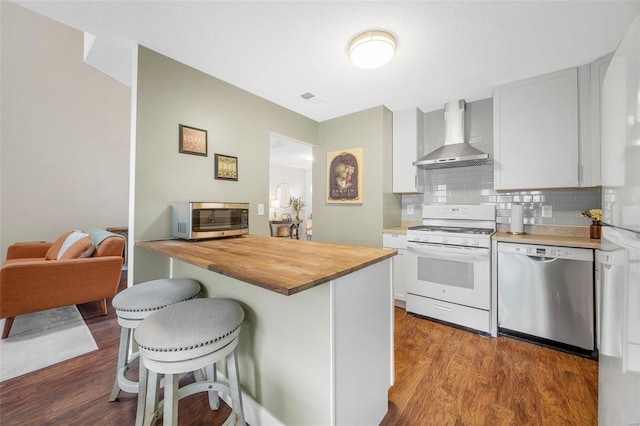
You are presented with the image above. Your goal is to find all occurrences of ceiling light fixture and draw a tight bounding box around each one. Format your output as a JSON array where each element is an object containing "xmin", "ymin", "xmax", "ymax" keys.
[{"xmin": 348, "ymin": 30, "xmax": 396, "ymax": 69}]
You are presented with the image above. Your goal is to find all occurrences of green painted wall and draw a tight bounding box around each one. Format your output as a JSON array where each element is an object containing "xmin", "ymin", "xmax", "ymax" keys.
[
  {"xmin": 314, "ymin": 106, "xmax": 400, "ymax": 248},
  {"xmin": 132, "ymin": 45, "xmax": 319, "ymax": 282},
  {"xmin": 133, "ymin": 46, "xmax": 331, "ymax": 424}
]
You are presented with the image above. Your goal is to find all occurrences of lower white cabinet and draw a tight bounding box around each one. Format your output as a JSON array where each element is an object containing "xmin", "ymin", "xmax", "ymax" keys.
[{"xmin": 383, "ymin": 232, "xmax": 407, "ymax": 307}]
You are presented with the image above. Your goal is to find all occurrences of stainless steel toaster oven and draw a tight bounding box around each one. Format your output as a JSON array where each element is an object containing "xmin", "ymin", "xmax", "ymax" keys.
[{"xmin": 171, "ymin": 202, "xmax": 249, "ymax": 240}]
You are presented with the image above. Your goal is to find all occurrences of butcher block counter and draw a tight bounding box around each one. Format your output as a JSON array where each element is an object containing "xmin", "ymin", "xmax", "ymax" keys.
[
  {"xmin": 493, "ymin": 232, "xmax": 601, "ymax": 249},
  {"xmin": 135, "ymin": 234, "xmax": 394, "ymax": 426},
  {"xmin": 136, "ymin": 235, "xmax": 396, "ymax": 296}
]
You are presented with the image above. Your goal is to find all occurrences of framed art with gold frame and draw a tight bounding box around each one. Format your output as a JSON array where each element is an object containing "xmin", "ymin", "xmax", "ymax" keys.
[
  {"xmin": 214, "ymin": 154, "xmax": 238, "ymax": 181},
  {"xmin": 326, "ymin": 147, "xmax": 363, "ymax": 203}
]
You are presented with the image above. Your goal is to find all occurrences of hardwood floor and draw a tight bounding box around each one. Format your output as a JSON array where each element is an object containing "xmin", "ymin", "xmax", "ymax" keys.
[
  {"xmin": 380, "ymin": 310, "xmax": 598, "ymax": 426},
  {"xmin": 0, "ymin": 272, "xmax": 232, "ymax": 426},
  {"xmin": 0, "ymin": 272, "xmax": 597, "ymax": 425}
]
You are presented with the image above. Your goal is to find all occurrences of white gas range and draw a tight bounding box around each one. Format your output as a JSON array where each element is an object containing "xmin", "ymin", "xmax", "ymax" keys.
[{"xmin": 405, "ymin": 204, "xmax": 496, "ymax": 335}]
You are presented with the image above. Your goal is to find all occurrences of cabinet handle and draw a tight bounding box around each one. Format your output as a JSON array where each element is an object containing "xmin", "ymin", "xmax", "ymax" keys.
[
  {"xmin": 578, "ymin": 163, "xmax": 582, "ymax": 182},
  {"xmin": 434, "ymin": 304, "xmax": 453, "ymax": 312}
]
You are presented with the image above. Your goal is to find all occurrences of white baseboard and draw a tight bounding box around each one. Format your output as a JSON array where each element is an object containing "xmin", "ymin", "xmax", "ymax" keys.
[{"xmin": 216, "ymin": 372, "xmax": 284, "ymax": 426}]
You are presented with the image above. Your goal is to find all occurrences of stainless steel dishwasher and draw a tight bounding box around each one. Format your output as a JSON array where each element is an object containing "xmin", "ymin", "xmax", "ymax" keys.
[{"xmin": 497, "ymin": 242, "xmax": 595, "ymax": 355}]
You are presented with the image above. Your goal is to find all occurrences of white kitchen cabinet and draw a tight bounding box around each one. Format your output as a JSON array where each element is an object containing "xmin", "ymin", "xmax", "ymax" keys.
[
  {"xmin": 383, "ymin": 232, "xmax": 408, "ymax": 307},
  {"xmin": 581, "ymin": 53, "xmax": 613, "ymax": 187},
  {"xmin": 392, "ymin": 108, "xmax": 423, "ymax": 193},
  {"xmin": 493, "ymin": 68, "xmax": 579, "ymax": 190}
]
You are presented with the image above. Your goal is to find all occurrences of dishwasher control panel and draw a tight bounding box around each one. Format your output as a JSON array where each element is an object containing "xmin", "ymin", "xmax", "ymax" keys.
[{"xmin": 497, "ymin": 243, "xmax": 593, "ymax": 261}]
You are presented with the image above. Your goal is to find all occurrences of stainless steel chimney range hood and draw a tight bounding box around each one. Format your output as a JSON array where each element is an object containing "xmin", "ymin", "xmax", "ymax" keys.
[{"xmin": 413, "ymin": 100, "xmax": 491, "ymax": 169}]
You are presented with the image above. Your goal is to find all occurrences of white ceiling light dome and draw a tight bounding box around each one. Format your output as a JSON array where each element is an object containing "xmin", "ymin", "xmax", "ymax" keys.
[{"xmin": 348, "ymin": 30, "xmax": 396, "ymax": 69}]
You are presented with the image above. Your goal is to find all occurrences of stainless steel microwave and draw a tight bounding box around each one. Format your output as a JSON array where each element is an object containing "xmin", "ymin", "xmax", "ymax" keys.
[{"xmin": 171, "ymin": 202, "xmax": 249, "ymax": 240}]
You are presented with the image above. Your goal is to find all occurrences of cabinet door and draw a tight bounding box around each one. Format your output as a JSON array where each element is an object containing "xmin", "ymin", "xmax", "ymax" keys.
[
  {"xmin": 580, "ymin": 53, "xmax": 614, "ymax": 187},
  {"xmin": 392, "ymin": 108, "xmax": 423, "ymax": 193},
  {"xmin": 494, "ymin": 68, "xmax": 579, "ymax": 190},
  {"xmin": 392, "ymin": 248, "xmax": 408, "ymax": 303}
]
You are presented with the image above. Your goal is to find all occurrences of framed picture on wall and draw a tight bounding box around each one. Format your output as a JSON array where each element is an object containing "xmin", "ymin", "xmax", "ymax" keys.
[
  {"xmin": 326, "ymin": 147, "xmax": 363, "ymax": 203},
  {"xmin": 214, "ymin": 154, "xmax": 238, "ymax": 181},
  {"xmin": 179, "ymin": 124, "xmax": 208, "ymax": 156}
]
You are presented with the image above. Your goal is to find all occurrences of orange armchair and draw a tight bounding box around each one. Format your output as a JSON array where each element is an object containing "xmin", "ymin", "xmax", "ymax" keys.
[{"xmin": 0, "ymin": 230, "xmax": 125, "ymax": 339}]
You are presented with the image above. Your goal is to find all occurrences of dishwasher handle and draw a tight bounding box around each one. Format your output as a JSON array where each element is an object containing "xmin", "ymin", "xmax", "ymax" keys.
[{"xmin": 526, "ymin": 255, "xmax": 559, "ymax": 263}]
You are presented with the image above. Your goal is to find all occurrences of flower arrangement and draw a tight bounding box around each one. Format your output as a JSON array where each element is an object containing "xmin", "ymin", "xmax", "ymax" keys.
[
  {"xmin": 290, "ymin": 196, "xmax": 306, "ymax": 220},
  {"xmin": 581, "ymin": 208, "xmax": 602, "ymax": 224}
]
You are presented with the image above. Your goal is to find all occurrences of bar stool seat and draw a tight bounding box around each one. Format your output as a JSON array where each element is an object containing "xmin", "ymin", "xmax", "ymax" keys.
[
  {"xmin": 108, "ymin": 278, "xmax": 201, "ymax": 402},
  {"xmin": 135, "ymin": 298, "xmax": 245, "ymax": 426}
]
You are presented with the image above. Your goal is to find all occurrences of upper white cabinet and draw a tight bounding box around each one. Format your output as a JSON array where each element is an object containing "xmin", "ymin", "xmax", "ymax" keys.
[
  {"xmin": 493, "ymin": 68, "xmax": 579, "ymax": 190},
  {"xmin": 580, "ymin": 53, "xmax": 614, "ymax": 187},
  {"xmin": 392, "ymin": 108, "xmax": 424, "ymax": 193}
]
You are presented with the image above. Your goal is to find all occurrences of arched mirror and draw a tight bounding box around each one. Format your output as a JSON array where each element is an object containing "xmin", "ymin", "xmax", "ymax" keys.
[{"xmin": 276, "ymin": 183, "xmax": 292, "ymax": 208}]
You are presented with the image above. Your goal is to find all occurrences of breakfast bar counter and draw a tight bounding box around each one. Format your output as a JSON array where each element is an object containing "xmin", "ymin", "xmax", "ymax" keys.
[
  {"xmin": 136, "ymin": 235, "xmax": 396, "ymax": 295},
  {"xmin": 135, "ymin": 235, "xmax": 395, "ymax": 426}
]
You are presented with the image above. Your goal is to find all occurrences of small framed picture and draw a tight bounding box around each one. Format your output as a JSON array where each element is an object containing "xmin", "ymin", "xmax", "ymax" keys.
[
  {"xmin": 179, "ymin": 124, "xmax": 208, "ymax": 156},
  {"xmin": 215, "ymin": 154, "xmax": 238, "ymax": 181}
]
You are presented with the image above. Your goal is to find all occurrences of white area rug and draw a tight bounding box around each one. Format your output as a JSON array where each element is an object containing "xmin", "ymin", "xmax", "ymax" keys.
[{"xmin": 0, "ymin": 305, "xmax": 98, "ymax": 381}]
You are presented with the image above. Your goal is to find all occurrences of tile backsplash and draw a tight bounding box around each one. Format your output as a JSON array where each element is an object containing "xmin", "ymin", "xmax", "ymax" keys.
[{"xmin": 402, "ymin": 164, "xmax": 601, "ymax": 227}]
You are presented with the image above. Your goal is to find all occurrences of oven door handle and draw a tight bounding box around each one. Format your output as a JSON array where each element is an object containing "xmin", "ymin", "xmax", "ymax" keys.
[{"xmin": 407, "ymin": 244, "xmax": 489, "ymax": 260}]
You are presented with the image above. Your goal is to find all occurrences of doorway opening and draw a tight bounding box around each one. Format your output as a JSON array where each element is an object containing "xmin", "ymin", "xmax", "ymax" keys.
[{"xmin": 269, "ymin": 133, "xmax": 313, "ymax": 240}]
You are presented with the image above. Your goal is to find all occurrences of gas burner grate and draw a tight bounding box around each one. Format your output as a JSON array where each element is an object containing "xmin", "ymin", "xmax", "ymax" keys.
[{"xmin": 409, "ymin": 225, "xmax": 494, "ymax": 235}]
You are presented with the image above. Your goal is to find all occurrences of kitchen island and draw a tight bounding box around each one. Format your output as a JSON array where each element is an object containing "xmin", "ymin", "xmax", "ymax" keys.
[{"xmin": 136, "ymin": 235, "xmax": 396, "ymax": 426}]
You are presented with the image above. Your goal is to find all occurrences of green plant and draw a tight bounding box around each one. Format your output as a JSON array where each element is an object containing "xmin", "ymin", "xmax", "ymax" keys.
[{"xmin": 290, "ymin": 196, "xmax": 306, "ymax": 215}]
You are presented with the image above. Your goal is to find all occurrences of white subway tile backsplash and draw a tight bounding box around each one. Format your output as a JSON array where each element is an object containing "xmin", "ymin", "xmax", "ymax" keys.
[{"xmin": 405, "ymin": 169, "xmax": 601, "ymax": 227}]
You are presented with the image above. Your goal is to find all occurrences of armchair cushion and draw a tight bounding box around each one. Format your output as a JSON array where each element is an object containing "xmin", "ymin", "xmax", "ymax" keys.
[
  {"xmin": 58, "ymin": 233, "xmax": 94, "ymax": 260},
  {"xmin": 85, "ymin": 228, "xmax": 125, "ymax": 257},
  {"xmin": 45, "ymin": 231, "xmax": 74, "ymax": 260},
  {"xmin": 45, "ymin": 230, "xmax": 95, "ymax": 260}
]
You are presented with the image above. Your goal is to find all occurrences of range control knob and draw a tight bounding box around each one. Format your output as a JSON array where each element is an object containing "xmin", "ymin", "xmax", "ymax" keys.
[
  {"xmin": 462, "ymin": 239, "xmax": 469, "ymax": 245},
  {"xmin": 423, "ymin": 236, "xmax": 430, "ymax": 242},
  {"xmin": 472, "ymin": 240, "xmax": 480, "ymax": 246},
  {"xmin": 441, "ymin": 237, "xmax": 448, "ymax": 243}
]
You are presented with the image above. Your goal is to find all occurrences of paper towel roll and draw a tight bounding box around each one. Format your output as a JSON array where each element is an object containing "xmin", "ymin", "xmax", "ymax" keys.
[{"xmin": 510, "ymin": 203, "xmax": 524, "ymax": 234}]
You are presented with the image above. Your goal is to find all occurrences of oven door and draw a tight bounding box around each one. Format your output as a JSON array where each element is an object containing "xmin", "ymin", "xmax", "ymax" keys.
[{"xmin": 406, "ymin": 241, "xmax": 490, "ymax": 310}]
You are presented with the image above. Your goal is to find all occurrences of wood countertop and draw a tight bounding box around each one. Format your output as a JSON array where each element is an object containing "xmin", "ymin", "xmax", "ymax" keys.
[
  {"xmin": 136, "ymin": 235, "xmax": 396, "ymax": 296},
  {"xmin": 493, "ymin": 232, "xmax": 601, "ymax": 249},
  {"xmin": 382, "ymin": 227, "xmax": 409, "ymax": 235}
]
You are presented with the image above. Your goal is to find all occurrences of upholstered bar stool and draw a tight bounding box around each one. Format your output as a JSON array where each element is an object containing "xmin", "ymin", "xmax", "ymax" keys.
[
  {"xmin": 134, "ymin": 298, "xmax": 245, "ymax": 426},
  {"xmin": 108, "ymin": 278, "xmax": 201, "ymax": 402}
]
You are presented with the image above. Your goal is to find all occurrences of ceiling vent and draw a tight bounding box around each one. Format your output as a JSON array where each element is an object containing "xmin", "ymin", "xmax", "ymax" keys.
[{"xmin": 300, "ymin": 92, "xmax": 316, "ymax": 100}]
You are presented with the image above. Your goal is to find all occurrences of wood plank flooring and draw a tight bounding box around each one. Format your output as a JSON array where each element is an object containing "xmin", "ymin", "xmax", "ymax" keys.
[
  {"xmin": 0, "ymin": 272, "xmax": 597, "ymax": 425},
  {"xmin": 380, "ymin": 310, "xmax": 598, "ymax": 425}
]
